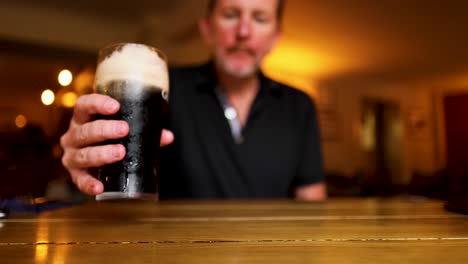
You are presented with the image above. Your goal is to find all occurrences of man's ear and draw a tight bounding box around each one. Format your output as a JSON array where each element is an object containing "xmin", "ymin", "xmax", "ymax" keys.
[{"xmin": 198, "ymin": 17, "xmax": 213, "ymax": 46}]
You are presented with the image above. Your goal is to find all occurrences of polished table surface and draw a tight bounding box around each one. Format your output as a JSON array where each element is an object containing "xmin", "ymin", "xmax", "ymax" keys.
[{"xmin": 1, "ymin": 197, "xmax": 467, "ymax": 263}]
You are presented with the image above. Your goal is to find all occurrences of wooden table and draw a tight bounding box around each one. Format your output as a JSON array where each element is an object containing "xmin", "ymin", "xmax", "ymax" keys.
[{"xmin": 1, "ymin": 198, "xmax": 467, "ymax": 263}]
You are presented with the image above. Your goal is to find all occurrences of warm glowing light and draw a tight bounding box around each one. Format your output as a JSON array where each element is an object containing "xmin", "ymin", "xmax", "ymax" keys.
[
  {"xmin": 35, "ymin": 221, "xmax": 49, "ymax": 264},
  {"xmin": 261, "ymin": 39, "xmax": 364, "ymax": 101},
  {"xmin": 41, "ymin": 89, "xmax": 55, "ymax": 106},
  {"xmin": 52, "ymin": 144, "xmax": 63, "ymax": 158},
  {"xmin": 58, "ymin": 69, "xmax": 73, "ymax": 86},
  {"xmin": 261, "ymin": 41, "xmax": 338, "ymax": 99},
  {"xmin": 74, "ymin": 68, "xmax": 95, "ymax": 94},
  {"xmin": 61, "ymin": 92, "xmax": 78, "ymax": 108},
  {"xmin": 361, "ymin": 110, "xmax": 376, "ymax": 151},
  {"xmin": 263, "ymin": 42, "xmax": 338, "ymax": 77},
  {"xmin": 15, "ymin": 114, "xmax": 27, "ymax": 128},
  {"xmin": 35, "ymin": 245, "xmax": 48, "ymax": 264}
]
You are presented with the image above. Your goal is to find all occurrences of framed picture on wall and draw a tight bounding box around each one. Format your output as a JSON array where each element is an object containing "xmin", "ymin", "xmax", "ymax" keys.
[{"xmin": 317, "ymin": 87, "xmax": 341, "ymax": 141}]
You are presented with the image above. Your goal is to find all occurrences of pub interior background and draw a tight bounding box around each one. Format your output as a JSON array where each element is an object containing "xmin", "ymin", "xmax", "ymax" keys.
[{"xmin": 1, "ymin": 0, "xmax": 468, "ymax": 200}]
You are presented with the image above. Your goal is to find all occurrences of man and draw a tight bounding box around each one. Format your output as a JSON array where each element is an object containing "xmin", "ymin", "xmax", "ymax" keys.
[{"xmin": 60, "ymin": 0, "xmax": 327, "ymax": 200}]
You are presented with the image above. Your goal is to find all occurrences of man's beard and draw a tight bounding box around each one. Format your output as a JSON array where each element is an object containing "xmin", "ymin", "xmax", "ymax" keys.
[{"xmin": 215, "ymin": 46, "xmax": 260, "ymax": 79}]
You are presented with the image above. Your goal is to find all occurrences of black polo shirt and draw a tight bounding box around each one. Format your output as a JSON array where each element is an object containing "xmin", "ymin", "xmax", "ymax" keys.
[{"xmin": 159, "ymin": 62, "xmax": 324, "ymax": 199}]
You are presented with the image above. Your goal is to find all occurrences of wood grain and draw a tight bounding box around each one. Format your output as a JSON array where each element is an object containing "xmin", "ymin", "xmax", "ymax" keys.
[{"xmin": 1, "ymin": 198, "xmax": 467, "ymax": 263}]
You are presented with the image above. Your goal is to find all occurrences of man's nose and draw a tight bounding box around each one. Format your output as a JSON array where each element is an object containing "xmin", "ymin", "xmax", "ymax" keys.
[{"xmin": 236, "ymin": 18, "xmax": 252, "ymax": 39}]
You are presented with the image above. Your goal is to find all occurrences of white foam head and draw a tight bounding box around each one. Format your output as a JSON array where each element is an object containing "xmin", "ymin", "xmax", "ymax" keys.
[{"xmin": 95, "ymin": 43, "xmax": 169, "ymax": 94}]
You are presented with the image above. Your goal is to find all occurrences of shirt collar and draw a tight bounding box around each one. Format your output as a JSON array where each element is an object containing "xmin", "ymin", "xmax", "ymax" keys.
[{"xmin": 195, "ymin": 61, "xmax": 283, "ymax": 98}]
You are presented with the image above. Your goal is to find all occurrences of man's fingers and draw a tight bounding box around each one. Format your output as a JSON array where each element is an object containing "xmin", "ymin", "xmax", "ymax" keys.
[
  {"xmin": 63, "ymin": 144, "xmax": 126, "ymax": 169},
  {"xmin": 73, "ymin": 94, "xmax": 120, "ymax": 124},
  {"xmin": 68, "ymin": 119, "xmax": 129, "ymax": 147},
  {"xmin": 70, "ymin": 170, "xmax": 104, "ymax": 195},
  {"xmin": 161, "ymin": 129, "xmax": 174, "ymax": 146}
]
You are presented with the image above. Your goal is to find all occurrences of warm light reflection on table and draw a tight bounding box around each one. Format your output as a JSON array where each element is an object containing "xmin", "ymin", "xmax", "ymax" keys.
[{"xmin": 0, "ymin": 198, "xmax": 467, "ymax": 263}]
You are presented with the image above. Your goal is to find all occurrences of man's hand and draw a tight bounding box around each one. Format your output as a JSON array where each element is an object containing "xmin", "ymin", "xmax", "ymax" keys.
[
  {"xmin": 295, "ymin": 182, "xmax": 327, "ymax": 201},
  {"xmin": 60, "ymin": 94, "xmax": 174, "ymax": 195}
]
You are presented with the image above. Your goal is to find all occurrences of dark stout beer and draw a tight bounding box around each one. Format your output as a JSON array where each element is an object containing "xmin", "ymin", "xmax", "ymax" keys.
[
  {"xmin": 94, "ymin": 43, "xmax": 168, "ymax": 200},
  {"xmin": 96, "ymin": 80, "xmax": 167, "ymax": 199}
]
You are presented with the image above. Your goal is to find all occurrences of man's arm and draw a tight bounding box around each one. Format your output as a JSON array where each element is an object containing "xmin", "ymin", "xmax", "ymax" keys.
[
  {"xmin": 294, "ymin": 182, "xmax": 327, "ymax": 201},
  {"xmin": 292, "ymin": 92, "xmax": 327, "ymax": 201}
]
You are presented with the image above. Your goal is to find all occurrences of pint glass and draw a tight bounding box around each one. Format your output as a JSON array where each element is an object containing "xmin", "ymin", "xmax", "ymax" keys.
[{"xmin": 93, "ymin": 43, "xmax": 169, "ymax": 201}]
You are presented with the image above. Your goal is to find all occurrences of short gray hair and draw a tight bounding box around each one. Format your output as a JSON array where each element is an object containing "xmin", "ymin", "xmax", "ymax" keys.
[{"xmin": 207, "ymin": 0, "xmax": 285, "ymax": 23}]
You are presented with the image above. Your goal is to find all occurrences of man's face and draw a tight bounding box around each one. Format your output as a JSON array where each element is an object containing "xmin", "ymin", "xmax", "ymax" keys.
[{"xmin": 200, "ymin": 0, "xmax": 281, "ymax": 78}]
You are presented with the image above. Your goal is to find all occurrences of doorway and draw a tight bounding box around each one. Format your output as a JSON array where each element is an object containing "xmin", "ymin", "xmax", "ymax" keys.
[
  {"xmin": 443, "ymin": 94, "xmax": 468, "ymax": 200},
  {"xmin": 360, "ymin": 99, "xmax": 403, "ymax": 195}
]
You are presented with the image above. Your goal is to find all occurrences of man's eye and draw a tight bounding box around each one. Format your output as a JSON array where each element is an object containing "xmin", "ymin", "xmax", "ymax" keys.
[
  {"xmin": 254, "ymin": 14, "xmax": 270, "ymax": 23},
  {"xmin": 222, "ymin": 10, "xmax": 238, "ymax": 19},
  {"xmin": 255, "ymin": 17, "xmax": 267, "ymax": 23}
]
